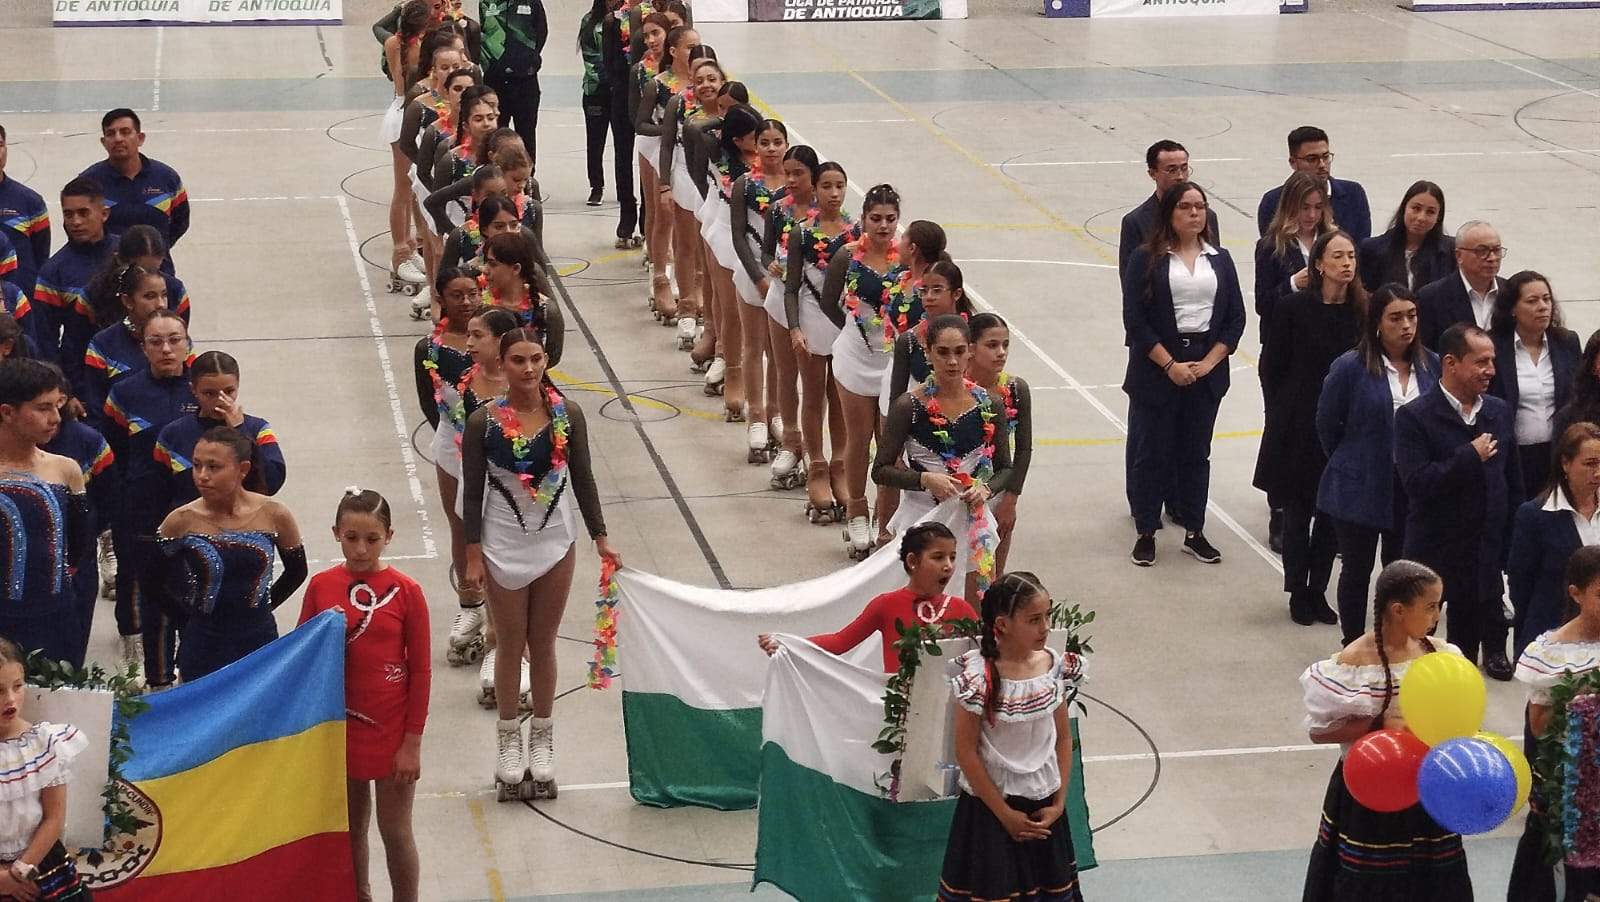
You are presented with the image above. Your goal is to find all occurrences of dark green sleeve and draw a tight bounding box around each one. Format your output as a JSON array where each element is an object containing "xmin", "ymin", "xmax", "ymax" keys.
[
  {"xmin": 541, "ymin": 297, "xmax": 565, "ymax": 370},
  {"xmin": 633, "ymin": 75, "xmax": 662, "ymax": 137},
  {"xmin": 760, "ymin": 204, "xmax": 781, "ymax": 268},
  {"xmin": 426, "ymin": 175, "xmax": 471, "ymax": 235},
  {"xmin": 730, "ymin": 176, "xmax": 764, "ymax": 285},
  {"xmin": 783, "ymin": 220, "xmax": 805, "ymax": 331},
  {"xmin": 461, "ymin": 406, "xmax": 490, "ymax": 544},
  {"xmin": 984, "ymin": 396, "xmax": 1016, "ymax": 496},
  {"xmin": 372, "ymin": 4, "xmax": 399, "ymax": 44},
  {"xmin": 565, "ymin": 401, "xmax": 608, "ymax": 538},
  {"xmin": 414, "ymin": 337, "xmax": 440, "ymax": 429},
  {"xmin": 1007, "ymin": 376, "xmax": 1033, "ymax": 497},
  {"xmin": 872, "ymin": 393, "xmax": 922, "ymax": 491},
  {"xmin": 416, "ymin": 128, "xmax": 442, "ymax": 187},
  {"xmin": 398, "ymin": 101, "xmax": 425, "ymax": 165},
  {"xmin": 658, "ymin": 96, "xmax": 682, "ymax": 181},
  {"xmin": 442, "ymin": 228, "xmax": 465, "ymax": 268},
  {"xmin": 887, "ymin": 331, "xmax": 913, "ymax": 402},
  {"xmin": 817, "ymin": 247, "xmax": 850, "ymax": 329}
]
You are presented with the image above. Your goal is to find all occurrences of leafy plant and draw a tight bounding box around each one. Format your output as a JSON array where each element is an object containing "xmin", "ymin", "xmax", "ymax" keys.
[{"xmin": 24, "ymin": 653, "xmax": 152, "ymax": 845}]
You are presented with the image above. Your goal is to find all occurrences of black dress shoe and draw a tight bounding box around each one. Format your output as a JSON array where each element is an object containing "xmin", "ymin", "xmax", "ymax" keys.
[
  {"xmin": 1483, "ymin": 649, "xmax": 1514, "ymax": 682},
  {"xmin": 1310, "ymin": 593, "xmax": 1339, "ymax": 625},
  {"xmin": 1268, "ymin": 508, "xmax": 1284, "ymax": 555},
  {"xmin": 1289, "ymin": 591, "xmax": 1315, "ymax": 626}
]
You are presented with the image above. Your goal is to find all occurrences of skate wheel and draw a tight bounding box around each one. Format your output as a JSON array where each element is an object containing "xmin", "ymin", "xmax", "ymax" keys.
[
  {"xmin": 806, "ymin": 507, "xmax": 821, "ymax": 524},
  {"xmin": 478, "ymin": 689, "xmax": 496, "ymax": 708},
  {"xmin": 497, "ymin": 781, "xmax": 512, "ymax": 802},
  {"xmin": 463, "ymin": 642, "xmax": 485, "ymax": 665},
  {"xmin": 403, "ymin": 283, "xmax": 420, "ymax": 297},
  {"xmin": 533, "ymin": 780, "xmax": 558, "ymax": 799}
]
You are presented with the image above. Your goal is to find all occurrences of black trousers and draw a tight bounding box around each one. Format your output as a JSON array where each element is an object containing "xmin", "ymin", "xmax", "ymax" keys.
[
  {"xmin": 1331, "ymin": 516, "xmax": 1402, "ymax": 645},
  {"xmin": 1127, "ymin": 340, "xmax": 1221, "ymax": 537},
  {"xmin": 1282, "ymin": 499, "xmax": 1338, "ymax": 596},
  {"xmin": 1520, "ymin": 440, "xmax": 1551, "ymax": 504},
  {"xmin": 490, "ymin": 74, "xmax": 542, "ymax": 165},
  {"xmin": 586, "ymin": 80, "xmax": 639, "ymax": 238}
]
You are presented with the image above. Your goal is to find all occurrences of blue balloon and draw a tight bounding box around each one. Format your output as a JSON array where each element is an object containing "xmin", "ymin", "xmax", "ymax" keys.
[{"xmin": 1417, "ymin": 737, "xmax": 1518, "ymax": 835}]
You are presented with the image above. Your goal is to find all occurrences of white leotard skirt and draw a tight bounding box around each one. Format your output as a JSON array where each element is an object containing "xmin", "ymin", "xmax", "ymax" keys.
[
  {"xmin": 831, "ymin": 323, "xmax": 891, "ymax": 397},
  {"xmin": 884, "ymin": 489, "xmax": 999, "ymax": 580},
  {"xmin": 734, "ymin": 230, "xmax": 766, "ymax": 306},
  {"xmin": 761, "ymin": 273, "xmax": 839, "ymax": 353},
  {"xmin": 670, "ymin": 144, "xmax": 700, "ymax": 211},
  {"xmin": 698, "ymin": 189, "xmax": 737, "ymax": 271},
  {"xmin": 477, "ymin": 462, "xmax": 578, "ymax": 592},
  {"xmin": 431, "ymin": 422, "xmax": 462, "ymax": 481},
  {"xmin": 636, "ymin": 135, "xmax": 660, "ymax": 171},
  {"xmin": 379, "ymin": 96, "xmax": 405, "ymax": 145}
]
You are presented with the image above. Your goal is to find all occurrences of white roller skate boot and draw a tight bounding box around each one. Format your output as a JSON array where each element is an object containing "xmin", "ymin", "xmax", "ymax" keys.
[
  {"xmin": 676, "ymin": 316, "xmax": 697, "ymax": 350},
  {"xmin": 478, "ymin": 649, "xmax": 497, "ymax": 707},
  {"xmin": 446, "ymin": 604, "xmax": 486, "ymax": 666},
  {"xmin": 119, "ymin": 634, "xmax": 145, "ymax": 689},
  {"xmin": 390, "ymin": 259, "xmax": 426, "ymax": 297},
  {"xmin": 528, "ymin": 717, "xmax": 557, "ymax": 798},
  {"xmin": 97, "ymin": 531, "xmax": 116, "ymax": 600},
  {"xmin": 844, "ymin": 515, "xmax": 874, "ymax": 561},
  {"xmin": 409, "ymin": 286, "xmax": 432, "ymax": 321},
  {"xmin": 747, "ymin": 421, "xmax": 770, "ymax": 464},
  {"xmin": 494, "ymin": 718, "xmax": 531, "ymax": 801},
  {"xmin": 770, "ymin": 448, "xmax": 804, "ymax": 490}
]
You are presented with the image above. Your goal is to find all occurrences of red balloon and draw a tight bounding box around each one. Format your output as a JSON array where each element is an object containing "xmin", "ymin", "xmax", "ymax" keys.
[{"xmin": 1344, "ymin": 729, "xmax": 1429, "ymax": 813}]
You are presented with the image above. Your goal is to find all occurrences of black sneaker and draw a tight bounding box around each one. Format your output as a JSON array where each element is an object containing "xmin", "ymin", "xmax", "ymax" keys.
[
  {"xmin": 1182, "ymin": 533, "xmax": 1221, "ymax": 564},
  {"xmin": 1130, "ymin": 535, "xmax": 1156, "ymax": 567},
  {"xmin": 586, "ymin": 187, "xmax": 603, "ymax": 206}
]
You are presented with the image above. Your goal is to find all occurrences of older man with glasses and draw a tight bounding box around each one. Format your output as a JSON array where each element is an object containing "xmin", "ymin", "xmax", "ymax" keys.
[
  {"xmin": 1418, "ymin": 220, "xmax": 1510, "ymax": 350},
  {"xmin": 1255, "ymin": 125, "xmax": 1371, "ymax": 244}
]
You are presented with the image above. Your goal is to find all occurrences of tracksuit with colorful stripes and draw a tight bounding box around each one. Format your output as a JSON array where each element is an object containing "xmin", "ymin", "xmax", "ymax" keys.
[
  {"xmin": 79, "ymin": 156, "xmax": 189, "ymax": 273},
  {"xmin": 0, "ymin": 174, "xmax": 50, "ymax": 297}
]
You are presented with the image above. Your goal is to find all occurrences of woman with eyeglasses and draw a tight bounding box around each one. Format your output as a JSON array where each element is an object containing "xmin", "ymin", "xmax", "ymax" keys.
[
  {"xmin": 82, "ymin": 263, "xmax": 172, "ymax": 430},
  {"xmin": 100, "ymin": 309, "xmax": 196, "ymax": 688},
  {"xmin": 1489, "ymin": 270, "xmax": 1581, "ymax": 501},
  {"xmin": 1123, "ymin": 182, "xmax": 1246, "ymax": 568}
]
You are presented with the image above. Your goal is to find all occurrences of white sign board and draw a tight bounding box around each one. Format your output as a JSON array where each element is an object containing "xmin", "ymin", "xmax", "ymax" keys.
[
  {"xmin": 1091, "ymin": 0, "xmax": 1277, "ymax": 16},
  {"xmin": 27, "ymin": 687, "xmax": 114, "ymax": 851},
  {"xmin": 53, "ymin": 0, "xmax": 341, "ymax": 24}
]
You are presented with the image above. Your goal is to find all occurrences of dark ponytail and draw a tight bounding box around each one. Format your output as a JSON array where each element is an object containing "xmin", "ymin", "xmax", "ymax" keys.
[{"xmin": 978, "ymin": 571, "xmax": 1045, "ymax": 725}]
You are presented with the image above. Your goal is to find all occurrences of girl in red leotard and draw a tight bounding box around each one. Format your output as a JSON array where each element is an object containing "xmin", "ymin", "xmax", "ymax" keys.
[
  {"xmin": 298, "ymin": 489, "xmax": 431, "ymax": 902},
  {"xmin": 758, "ymin": 521, "xmax": 977, "ymax": 673}
]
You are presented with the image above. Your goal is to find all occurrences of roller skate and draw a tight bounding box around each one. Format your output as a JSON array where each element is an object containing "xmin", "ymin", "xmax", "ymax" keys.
[
  {"xmin": 388, "ymin": 258, "xmax": 426, "ymax": 297},
  {"xmin": 703, "ymin": 358, "xmax": 726, "ymax": 396},
  {"xmin": 98, "ymin": 531, "xmax": 116, "ymax": 600},
  {"xmin": 446, "ymin": 603, "xmax": 486, "ymax": 666},
  {"xmin": 409, "ymin": 286, "xmax": 432, "ymax": 321},
  {"xmin": 477, "ymin": 650, "xmax": 533, "ymax": 710},
  {"xmin": 804, "ymin": 461, "xmax": 843, "ymax": 524},
  {"xmin": 527, "ymin": 716, "xmax": 557, "ymax": 799},
  {"xmin": 494, "ymin": 718, "xmax": 535, "ymax": 801},
  {"xmin": 650, "ymin": 274, "xmax": 673, "ymax": 321},
  {"xmin": 676, "ymin": 316, "xmax": 698, "ymax": 349},
  {"xmin": 747, "ymin": 420, "xmax": 771, "ymax": 464},
  {"xmin": 843, "ymin": 501, "xmax": 874, "ymax": 561},
  {"xmin": 770, "ymin": 416, "xmax": 784, "ymax": 445},
  {"xmin": 119, "ymin": 634, "xmax": 145, "ymax": 689},
  {"xmin": 770, "ymin": 446, "xmax": 805, "ymax": 490}
]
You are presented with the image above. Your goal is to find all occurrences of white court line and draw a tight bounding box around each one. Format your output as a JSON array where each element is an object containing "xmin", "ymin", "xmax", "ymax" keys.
[
  {"xmin": 417, "ymin": 780, "xmax": 631, "ymax": 799},
  {"xmin": 333, "ymin": 194, "xmax": 439, "ymax": 560},
  {"xmin": 151, "ymin": 26, "xmax": 164, "ymax": 112}
]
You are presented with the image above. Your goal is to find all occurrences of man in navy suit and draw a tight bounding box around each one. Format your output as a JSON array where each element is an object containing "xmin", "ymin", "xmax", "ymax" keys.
[
  {"xmin": 1256, "ymin": 126, "xmax": 1371, "ymax": 244},
  {"xmin": 1395, "ymin": 324, "xmax": 1522, "ymax": 680},
  {"xmin": 1417, "ymin": 220, "xmax": 1510, "ymax": 350},
  {"xmin": 1119, "ymin": 140, "xmax": 1221, "ymax": 276}
]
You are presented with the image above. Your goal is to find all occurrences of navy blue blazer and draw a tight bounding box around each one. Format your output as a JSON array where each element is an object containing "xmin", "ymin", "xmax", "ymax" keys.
[
  {"xmin": 1506, "ymin": 495, "xmax": 1586, "ymax": 659},
  {"xmin": 1395, "ymin": 385, "xmax": 1523, "ymax": 600},
  {"xmin": 1488, "ymin": 328, "xmax": 1582, "ymax": 444},
  {"xmin": 1417, "ymin": 271, "xmax": 1510, "ymax": 350},
  {"xmin": 1357, "ymin": 228, "xmax": 1456, "ymax": 293},
  {"xmin": 1315, "ymin": 349, "xmax": 1441, "ymax": 530},
  {"xmin": 1252, "ymin": 237, "xmax": 1307, "ymax": 341},
  {"xmin": 1121, "ymin": 246, "xmax": 1247, "ymax": 404},
  {"xmin": 1117, "ymin": 193, "xmax": 1220, "ymax": 276},
  {"xmin": 1257, "ymin": 177, "xmax": 1373, "ymax": 245}
]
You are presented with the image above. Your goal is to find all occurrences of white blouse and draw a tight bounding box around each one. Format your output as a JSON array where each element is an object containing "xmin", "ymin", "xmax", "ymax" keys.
[
  {"xmin": 1515, "ymin": 631, "xmax": 1600, "ymax": 706},
  {"xmin": 1300, "ymin": 638, "xmax": 1461, "ymax": 752},
  {"xmin": 0, "ymin": 722, "xmax": 87, "ymax": 858},
  {"xmin": 1514, "ymin": 332, "xmax": 1556, "ymax": 446},
  {"xmin": 1168, "ymin": 244, "xmax": 1220, "ymax": 334},
  {"xmin": 1383, "ymin": 357, "xmax": 1421, "ymax": 410},
  {"xmin": 1543, "ymin": 488, "xmax": 1600, "ymax": 547},
  {"xmin": 950, "ymin": 647, "xmax": 1086, "ymax": 801}
]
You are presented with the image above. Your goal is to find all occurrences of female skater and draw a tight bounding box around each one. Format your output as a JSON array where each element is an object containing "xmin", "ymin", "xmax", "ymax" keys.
[
  {"xmin": 299, "ymin": 489, "xmax": 430, "ymax": 902},
  {"xmin": 940, "ymin": 571, "xmax": 1084, "ymax": 902},
  {"xmin": 0, "ymin": 635, "xmax": 91, "ymax": 901},
  {"xmin": 872, "ymin": 315, "xmax": 1012, "ymax": 602},
  {"xmin": 757, "ymin": 522, "xmax": 977, "ymax": 672},
  {"xmin": 884, "ymin": 260, "xmax": 970, "ymax": 413},
  {"xmin": 155, "ymin": 350, "xmax": 287, "ymax": 510},
  {"xmin": 381, "ymin": 0, "xmax": 432, "ymax": 292},
  {"xmin": 967, "ymin": 313, "xmax": 1033, "ymax": 577},
  {"xmin": 784, "ymin": 160, "xmax": 855, "ymax": 526},
  {"xmin": 761, "ymin": 145, "xmax": 819, "ymax": 493},
  {"xmin": 628, "ymin": 11, "xmax": 678, "ymax": 320},
  {"xmin": 415, "ymin": 69, "xmax": 475, "ymax": 202},
  {"xmin": 84, "ymin": 262, "xmax": 169, "ymax": 428},
  {"xmin": 480, "ymin": 231, "xmax": 562, "ymax": 361},
  {"xmin": 0, "ymin": 359, "xmax": 91, "ymax": 667},
  {"xmin": 102, "ymin": 309, "xmax": 194, "ymax": 687},
  {"xmin": 413, "ymin": 266, "xmax": 485, "ymax": 665},
  {"xmin": 1300, "ymin": 559, "xmax": 1472, "ymax": 900},
  {"xmin": 461, "ymin": 328, "xmax": 621, "ymax": 798},
  {"xmin": 426, "ymin": 85, "xmax": 501, "ymax": 231},
  {"xmin": 398, "ymin": 37, "xmax": 467, "ymax": 299},
  {"xmin": 820, "ymin": 184, "xmax": 905, "ymax": 558},
  {"xmin": 440, "ymin": 174, "xmax": 511, "ymax": 270},
  {"xmin": 654, "ymin": 31, "xmax": 709, "ymax": 347},
  {"xmin": 157, "ymin": 427, "xmax": 307, "ymax": 681},
  {"xmin": 729, "ymin": 117, "xmax": 789, "ymax": 464}
]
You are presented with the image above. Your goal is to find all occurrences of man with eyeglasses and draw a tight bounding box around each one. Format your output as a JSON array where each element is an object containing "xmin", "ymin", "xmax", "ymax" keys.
[
  {"xmin": 1417, "ymin": 220, "xmax": 1509, "ymax": 351},
  {"xmin": 1255, "ymin": 126, "xmax": 1371, "ymax": 244},
  {"xmin": 1119, "ymin": 140, "xmax": 1220, "ymax": 276}
]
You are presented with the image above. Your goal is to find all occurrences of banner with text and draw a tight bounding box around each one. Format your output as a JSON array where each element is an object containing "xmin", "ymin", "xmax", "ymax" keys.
[
  {"xmin": 53, "ymin": 0, "xmax": 340, "ymax": 24},
  {"xmin": 1090, "ymin": 0, "xmax": 1275, "ymax": 15},
  {"xmin": 748, "ymin": 0, "xmax": 940, "ymax": 21}
]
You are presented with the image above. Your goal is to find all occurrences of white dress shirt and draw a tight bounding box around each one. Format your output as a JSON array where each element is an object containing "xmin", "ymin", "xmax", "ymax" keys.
[
  {"xmin": 1442, "ymin": 386, "xmax": 1484, "ymax": 426},
  {"xmin": 1168, "ymin": 243, "xmax": 1220, "ymax": 334},
  {"xmin": 1514, "ymin": 332, "xmax": 1556, "ymax": 445},
  {"xmin": 1384, "ymin": 357, "xmax": 1421, "ymax": 411},
  {"xmin": 1544, "ymin": 488, "xmax": 1600, "ymax": 547},
  {"xmin": 1463, "ymin": 272, "xmax": 1498, "ymax": 330}
]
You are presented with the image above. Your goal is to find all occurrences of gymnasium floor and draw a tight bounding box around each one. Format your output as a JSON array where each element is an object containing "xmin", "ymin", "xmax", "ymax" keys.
[{"xmin": 5, "ymin": 0, "xmax": 1599, "ymax": 897}]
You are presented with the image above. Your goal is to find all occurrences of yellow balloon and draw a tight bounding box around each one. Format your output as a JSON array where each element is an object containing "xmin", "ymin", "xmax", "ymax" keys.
[
  {"xmin": 1398, "ymin": 653, "xmax": 1486, "ymax": 746},
  {"xmin": 1477, "ymin": 731, "xmax": 1533, "ymax": 815}
]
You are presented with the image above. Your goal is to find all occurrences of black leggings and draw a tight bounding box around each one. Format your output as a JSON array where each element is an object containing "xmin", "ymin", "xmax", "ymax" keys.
[
  {"xmin": 490, "ymin": 75, "xmax": 542, "ymax": 165},
  {"xmin": 582, "ymin": 80, "xmax": 639, "ymax": 238}
]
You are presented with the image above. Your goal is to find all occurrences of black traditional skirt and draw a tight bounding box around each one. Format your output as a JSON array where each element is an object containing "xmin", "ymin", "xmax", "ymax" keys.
[
  {"xmin": 1303, "ymin": 761, "xmax": 1473, "ymax": 902},
  {"xmin": 938, "ymin": 791, "xmax": 1083, "ymax": 902}
]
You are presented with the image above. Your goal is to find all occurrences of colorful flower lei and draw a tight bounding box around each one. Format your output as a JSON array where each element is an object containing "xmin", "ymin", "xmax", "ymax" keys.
[
  {"xmin": 640, "ymin": 50, "xmax": 659, "ymax": 81},
  {"xmin": 587, "ymin": 556, "xmax": 621, "ymax": 689},
  {"xmin": 843, "ymin": 240, "xmax": 903, "ymax": 350},
  {"xmin": 996, "ymin": 372, "xmax": 1019, "ymax": 440},
  {"xmin": 883, "ymin": 268, "xmax": 924, "ymax": 350},
  {"xmin": 921, "ymin": 376, "xmax": 998, "ymax": 596},
  {"xmin": 492, "ymin": 386, "xmax": 570, "ymax": 529},
  {"xmin": 807, "ymin": 213, "xmax": 856, "ymax": 271},
  {"xmin": 443, "ymin": 363, "xmax": 480, "ymax": 448}
]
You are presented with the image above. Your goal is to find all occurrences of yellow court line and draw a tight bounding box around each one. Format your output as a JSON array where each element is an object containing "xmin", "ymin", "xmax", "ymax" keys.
[
  {"xmin": 467, "ymin": 798, "xmax": 506, "ymax": 902},
  {"xmin": 1038, "ymin": 429, "xmax": 1262, "ymax": 447},
  {"xmin": 556, "ymin": 248, "xmax": 641, "ymax": 278},
  {"xmin": 547, "ymin": 369, "xmax": 726, "ymax": 423}
]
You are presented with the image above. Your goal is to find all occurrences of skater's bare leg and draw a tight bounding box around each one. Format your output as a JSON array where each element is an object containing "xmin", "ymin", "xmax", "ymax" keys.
[
  {"xmin": 347, "ymin": 778, "xmax": 374, "ymax": 902},
  {"xmin": 524, "ymin": 547, "xmax": 576, "ymax": 718},
  {"xmin": 374, "ymin": 775, "xmax": 420, "ymax": 902}
]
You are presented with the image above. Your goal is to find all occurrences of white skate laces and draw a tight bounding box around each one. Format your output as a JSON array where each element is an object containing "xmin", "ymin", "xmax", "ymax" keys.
[
  {"xmin": 528, "ymin": 718, "xmax": 554, "ymax": 782},
  {"xmin": 496, "ymin": 718, "xmax": 525, "ymax": 784}
]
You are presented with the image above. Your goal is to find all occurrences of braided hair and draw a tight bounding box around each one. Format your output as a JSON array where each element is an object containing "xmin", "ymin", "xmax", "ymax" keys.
[
  {"xmin": 1370, "ymin": 560, "xmax": 1442, "ymax": 728},
  {"xmin": 978, "ymin": 571, "xmax": 1045, "ymax": 726}
]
